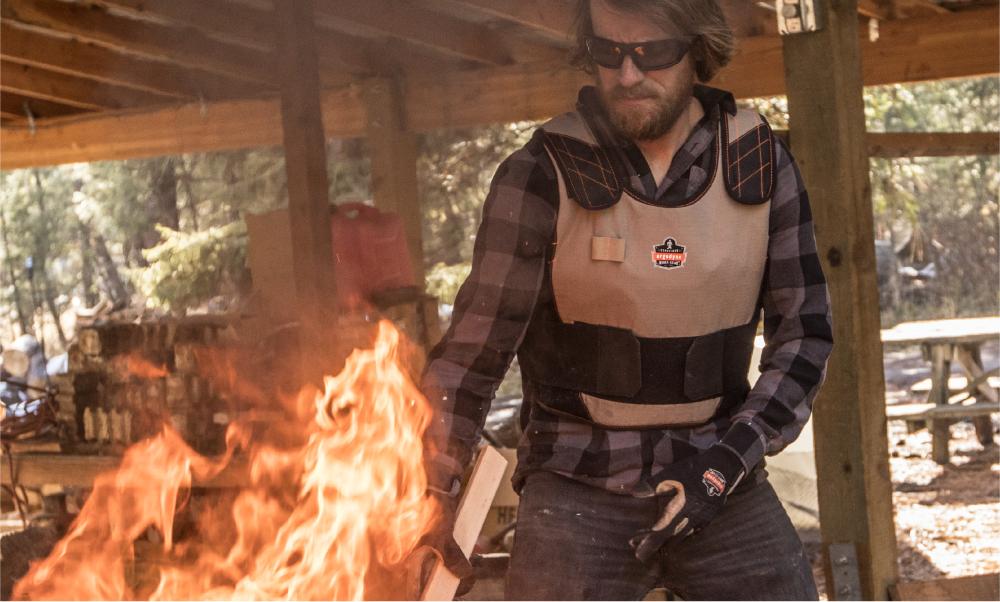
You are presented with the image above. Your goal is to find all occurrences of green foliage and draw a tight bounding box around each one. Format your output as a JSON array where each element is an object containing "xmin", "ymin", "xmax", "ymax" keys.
[
  {"xmin": 418, "ymin": 123, "xmax": 536, "ymax": 268},
  {"xmin": 425, "ymin": 262, "xmax": 473, "ymax": 306},
  {"xmin": 139, "ymin": 222, "xmax": 247, "ymax": 312},
  {"xmin": 744, "ymin": 77, "xmax": 999, "ymax": 324}
]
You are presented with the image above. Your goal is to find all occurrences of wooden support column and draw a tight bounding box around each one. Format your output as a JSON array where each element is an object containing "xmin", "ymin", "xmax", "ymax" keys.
[
  {"xmin": 780, "ymin": 1, "xmax": 898, "ymax": 600},
  {"xmin": 274, "ymin": 0, "xmax": 337, "ymax": 377},
  {"xmin": 363, "ymin": 77, "xmax": 425, "ymax": 287}
]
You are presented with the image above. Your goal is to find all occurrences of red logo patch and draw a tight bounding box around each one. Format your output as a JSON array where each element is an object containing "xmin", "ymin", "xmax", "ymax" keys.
[
  {"xmin": 702, "ymin": 468, "xmax": 727, "ymax": 497},
  {"xmin": 651, "ymin": 238, "xmax": 687, "ymax": 269}
]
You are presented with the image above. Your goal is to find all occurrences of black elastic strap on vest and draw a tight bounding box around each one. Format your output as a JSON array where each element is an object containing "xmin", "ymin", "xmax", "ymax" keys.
[{"xmin": 518, "ymin": 317, "xmax": 759, "ymax": 406}]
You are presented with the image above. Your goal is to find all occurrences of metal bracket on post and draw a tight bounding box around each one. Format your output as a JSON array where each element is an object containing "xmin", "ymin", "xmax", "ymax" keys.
[
  {"xmin": 828, "ymin": 542, "xmax": 862, "ymax": 600},
  {"xmin": 776, "ymin": 0, "xmax": 823, "ymax": 34}
]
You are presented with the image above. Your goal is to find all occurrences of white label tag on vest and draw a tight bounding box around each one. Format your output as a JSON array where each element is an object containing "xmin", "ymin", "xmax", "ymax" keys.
[{"xmin": 592, "ymin": 236, "xmax": 626, "ymax": 262}]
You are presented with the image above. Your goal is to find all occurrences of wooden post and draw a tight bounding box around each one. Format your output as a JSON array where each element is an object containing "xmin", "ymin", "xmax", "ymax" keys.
[
  {"xmin": 273, "ymin": 0, "xmax": 337, "ymax": 378},
  {"xmin": 363, "ymin": 77, "xmax": 426, "ymax": 287},
  {"xmin": 780, "ymin": 0, "xmax": 898, "ymax": 599}
]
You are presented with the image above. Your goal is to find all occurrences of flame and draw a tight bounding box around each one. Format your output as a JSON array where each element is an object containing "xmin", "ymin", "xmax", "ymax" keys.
[
  {"xmin": 116, "ymin": 355, "xmax": 169, "ymax": 379},
  {"xmin": 14, "ymin": 320, "xmax": 440, "ymax": 601}
]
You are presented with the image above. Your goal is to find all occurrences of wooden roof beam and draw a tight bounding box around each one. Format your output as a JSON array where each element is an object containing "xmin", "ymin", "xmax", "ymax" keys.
[
  {"xmin": 859, "ymin": 0, "xmax": 951, "ymax": 19},
  {"xmin": 82, "ymin": 0, "xmax": 451, "ymax": 85},
  {"xmin": 442, "ymin": 0, "xmax": 574, "ymax": 44},
  {"xmin": 1, "ymin": 61, "xmax": 178, "ymax": 110},
  {"xmin": 3, "ymin": 6, "xmax": 996, "ymax": 169},
  {"xmin": 1, "ymin": 91, "xmax": 87, "ymax": 121},
  {"xmin": 3, "ymin": 0, "xmax": 276, "ymax": 86},
  {"xmin": 314, "ymin": 0, "xmax": 562, "ymax": 65},
  {"xmin": 0, "ymin": 22, "xmax": 261, "ymax": 100},
  {"xmin": 859, "ymin": 0, "xmax": 895, "ymax": 19}
]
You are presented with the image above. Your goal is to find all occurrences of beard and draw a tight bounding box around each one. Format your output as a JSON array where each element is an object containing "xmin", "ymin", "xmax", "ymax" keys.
[{"xmin": 598, "ymin": 77, "xmax": 695, "ymax": 142}]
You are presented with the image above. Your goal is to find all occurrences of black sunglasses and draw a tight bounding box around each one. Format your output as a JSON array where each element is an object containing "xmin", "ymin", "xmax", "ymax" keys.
[{"xmin": 584, "ymin": 35, "xmax": 692, "ymax": 71}]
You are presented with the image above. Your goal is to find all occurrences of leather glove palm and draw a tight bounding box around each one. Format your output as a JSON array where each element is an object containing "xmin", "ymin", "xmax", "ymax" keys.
[{"xmin": 631, "ymin": 444, "xmax": 746, "ymax": 563}]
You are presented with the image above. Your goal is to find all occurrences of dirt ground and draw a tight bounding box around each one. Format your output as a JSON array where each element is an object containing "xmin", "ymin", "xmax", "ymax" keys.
[{"xmin": 806, "ymin": 339, "xmax": 1000, "ymax": 599}]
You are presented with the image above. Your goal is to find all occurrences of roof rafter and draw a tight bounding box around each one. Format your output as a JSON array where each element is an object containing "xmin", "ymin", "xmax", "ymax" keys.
[
  {"xmin": 3, "ymin": 0, "xmax": 277, "ymax": 86},
  {"xmin": 0, "ymin": 22, "xmax": 261, "ymax": 100},
  {"xmin": 83, "ymin": 0, "xmax": 457, "ymax": 84},
  {"xmin": 1, "ymin": 61, "xmax": 178, "ymax": 110},
  {"xmin": 314, "ymin": 0, "xmax": 563, "ymax": 65},
  {"xmin": 441, "ymin": 0, "xmax": 574, "ymax": 44},
  {"xmin": 1, "ymin": 91, "xmax": 87, "ymax": 120}
]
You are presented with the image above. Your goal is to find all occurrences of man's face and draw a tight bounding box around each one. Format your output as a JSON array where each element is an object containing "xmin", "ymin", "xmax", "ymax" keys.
[{"xmin": 590, "ymin": 0, "xmax": 696, "ymax": 141}]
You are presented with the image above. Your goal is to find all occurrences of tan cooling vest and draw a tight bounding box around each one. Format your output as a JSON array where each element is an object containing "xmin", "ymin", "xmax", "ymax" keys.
[{"xmin": 544, "ymin": 108, "xmax": 771, "ymax": 339}]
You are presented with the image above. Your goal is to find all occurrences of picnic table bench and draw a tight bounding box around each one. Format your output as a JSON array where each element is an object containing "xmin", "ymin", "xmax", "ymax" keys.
[{"xmin": 881, "ymin": 316, "xmax": 999, "ymax": 463}]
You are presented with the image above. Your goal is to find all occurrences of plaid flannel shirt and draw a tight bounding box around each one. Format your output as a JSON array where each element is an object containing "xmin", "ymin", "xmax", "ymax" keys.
[{"xmin": 421, "ymin": 85, "xmax": 834, "ymax": 496}]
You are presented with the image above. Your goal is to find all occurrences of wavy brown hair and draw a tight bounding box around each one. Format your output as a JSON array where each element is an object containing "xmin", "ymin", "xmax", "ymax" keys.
[{"xmin": 570, "ymin": 0, "xmax": 735, "ymax": 82}]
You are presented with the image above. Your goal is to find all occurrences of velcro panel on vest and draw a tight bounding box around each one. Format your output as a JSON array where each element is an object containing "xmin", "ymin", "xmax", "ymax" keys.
[
  {"xmin": 519, "ymin": 320, "xmax": 642, "ymax": 397},
  {"xmin": 541, "ymin": 132, "xmax": 622, "ymax": 210},
  {"xmin": 519, "ymin": 319, "xmax": 759, "ymax": 405},
  {"xmin": 722, "ymin": 113, "xmax": 776, "ymax": 205}
]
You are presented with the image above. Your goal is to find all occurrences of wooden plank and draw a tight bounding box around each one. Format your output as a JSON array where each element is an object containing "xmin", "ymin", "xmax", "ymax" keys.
[
  {"xmin": 421, "ymin": 446, "xmax": 508, "ymax": 601},
  {"xmin": 0, "ymin": 453, "xmax": 248, "ymax": 488},
  {"xmin": 782, "ymin": 0, "xmax": 898, "ymax": 599},
  {"xmin": 0, "ymin": 23, "xmax": 210, "ymax": 100},
  {"xmin": 886, "ymin": 400, "xmax": 999, "ymax": 421},
  {"xmin": 444, "ymin": 0, "xmax": 574, "ymax": 44},
  {"xmin": 866, "ymin": 132, "xmax": 1000, "ymax": 157},
  {"xmin": 2, "ymin": 7, "xmax": 996, "ymax": 169},
  {"xmin": 859, "ymin": 0, "xmax": 895, "ymax": 19},
  {"xmin": 891, "ymin": 574, "xmax": 1000, "ymax": 601},
  {"xmin": 881, "ymin": 317, "xmax": 1000, "ymax": 346},
  {"xmin": 778, "ymin": 130, "xmax": 1000, "ymax": 157},
  {"xmin": 0, "ymin": 87, "xmax": 364, "ymax": 169},
  {"xmin": 273, "ymin": 0, "xmax": 338, "ymax": 381},
  {"xmin": 364, "ymin": 77, "xmax": 426, "ymax": 286},
  {"xmin": 861, "ymin": 7, "xmax": 998, "ymax": 85},
  {"xmin": 1, "ymin": 61, "xmax": 176, "ymax": 110},
  {"xmin": 406, "ymin": 59, "xmax": 588, "ymax": 132},
  {"xmin": 0, "ymin": 90, "xmax": 86, "ymax": 120},
  {"xmin": 85, "ymin": 0, "xmax": 369, "ymax": 85},
  {"xmin": 316, "ymin": 0, "xmax": 563, "ymax": 66},
  {"xmin": 4, "ymin": 0, "xmax": 276, "ymax": 86}
]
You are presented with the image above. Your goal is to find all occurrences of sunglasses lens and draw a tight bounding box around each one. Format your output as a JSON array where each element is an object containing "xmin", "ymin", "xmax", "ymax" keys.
[
  {"xmin": 586, "ymin": 38, "xmax": 624, "ymax": 68},
  {"xmin": 631, "ymin": 39, "xmax": 689, "ymax": 70}
]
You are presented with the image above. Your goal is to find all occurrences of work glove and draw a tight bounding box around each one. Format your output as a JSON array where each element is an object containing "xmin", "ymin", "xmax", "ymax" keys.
[
  {"xmin": 630, "ymin": 444, "xmax": 747, "ymax": 563},
  {"xmin": 406, "ymin": 491, "xmax": 475, "ymax": 599}
]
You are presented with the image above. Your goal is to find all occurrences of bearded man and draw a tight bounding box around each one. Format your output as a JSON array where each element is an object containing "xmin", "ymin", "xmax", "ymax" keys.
[{"xmin": 418, "ymin": 0, "xmax": 833, "ymax": 599}]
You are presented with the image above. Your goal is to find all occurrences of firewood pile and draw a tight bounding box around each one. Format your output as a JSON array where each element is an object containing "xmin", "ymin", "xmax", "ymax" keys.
[{"xmin": 48, "ymin": 316, "xmax": 234, "ymax": 455}]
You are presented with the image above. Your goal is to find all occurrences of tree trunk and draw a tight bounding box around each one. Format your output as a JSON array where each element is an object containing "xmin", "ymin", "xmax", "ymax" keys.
[
  {"xmin": 93, "ymin": 234, "xmax": 130, "ymax": 309},
  {"xmin": 77, "ymin": 219, "xmax": 98, "ymax": 307},
  {"xmin": 0, "ymin": 207, "xmax": 30, "ymax": 336},
  {"xmin": 30, "ymin": 170, "xmax": 68, "ymax": 348},
  {"xmin": 178, "ymin": 158, "xmax": 201, "ymax": 230},
  {"xmin": 154, "ymin": 158, "xmax": 180, "ymax": 230}
]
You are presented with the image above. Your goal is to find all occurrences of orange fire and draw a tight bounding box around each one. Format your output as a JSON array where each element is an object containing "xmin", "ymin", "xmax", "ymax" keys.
[
  {"xmin": 14, "ymin": 320, "xmax": 441, "ymax": 600},
  {"xmin": 117, "ymin": 355, "xmax": 169, "ymax": 379}
]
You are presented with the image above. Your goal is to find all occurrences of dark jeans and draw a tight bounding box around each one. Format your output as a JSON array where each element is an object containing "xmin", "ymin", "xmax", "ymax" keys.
[{"xmin": 506, "ymin": 471, "xmax": 817, "ymax": 601}]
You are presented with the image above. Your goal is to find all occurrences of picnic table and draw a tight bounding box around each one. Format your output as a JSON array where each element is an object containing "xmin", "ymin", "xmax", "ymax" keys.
[{"xmin": 881, "ymin": 316, "xmax": 1000, "ymax": 463}]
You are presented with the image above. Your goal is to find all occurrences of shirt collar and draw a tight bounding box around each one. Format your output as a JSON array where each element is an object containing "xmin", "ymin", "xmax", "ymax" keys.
[{"xmin": 575, "ymin": 84, "xmax": 734, "ymax": 201}]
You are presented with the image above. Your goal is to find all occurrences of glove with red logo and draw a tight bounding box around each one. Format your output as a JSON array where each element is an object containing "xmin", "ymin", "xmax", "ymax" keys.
[{"xmin": 630, "ymin": 443, "xmax": 747, "ymax": 563}]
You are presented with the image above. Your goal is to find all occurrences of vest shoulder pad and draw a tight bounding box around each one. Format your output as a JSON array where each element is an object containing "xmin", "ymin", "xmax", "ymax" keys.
[
  {"xmin": 540, "ymin": 112, "xmax": 622, "ymax": 210},
  {"xmin": 721, "ymin": 109, "xmax": 776, "ymax": 205}
]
